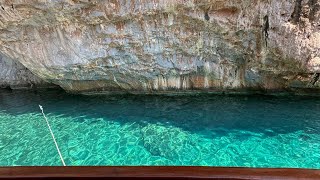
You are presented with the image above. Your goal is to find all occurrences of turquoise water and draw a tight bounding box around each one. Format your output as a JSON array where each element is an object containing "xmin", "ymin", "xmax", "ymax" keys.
[{"xmin": 0, "ymin": 89, "xmax": 320, "ymax": 168}]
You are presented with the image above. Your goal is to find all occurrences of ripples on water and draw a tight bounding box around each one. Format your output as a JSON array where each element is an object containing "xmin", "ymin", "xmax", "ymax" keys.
[{"xmin": 0, "ymin": 89, "xmax": 319, "ymax": 168}]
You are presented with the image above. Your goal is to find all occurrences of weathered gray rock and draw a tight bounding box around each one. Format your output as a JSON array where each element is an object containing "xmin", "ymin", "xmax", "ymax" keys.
[
  {"xmin": 0, "ymin": 53, "xmax": 51, "ymax": 89},
  {"xmin": 0, "ymin": 0, "xmax": 319, "ymax": 94}
]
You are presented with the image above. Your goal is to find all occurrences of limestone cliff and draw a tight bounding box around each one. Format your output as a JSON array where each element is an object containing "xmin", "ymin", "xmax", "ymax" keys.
[
  {"xmin": 0, "ymin": 0, "xmax": 319, "ymax": 94},
  {"xmin": 0, "ymin": 53, "xmax": 51, "ymax": 89}
]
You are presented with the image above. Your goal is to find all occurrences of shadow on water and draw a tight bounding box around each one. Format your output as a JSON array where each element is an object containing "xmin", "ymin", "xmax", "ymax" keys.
[{"xmin": 1, "ymin": 89, "xmax": 320, "ymax": 138}]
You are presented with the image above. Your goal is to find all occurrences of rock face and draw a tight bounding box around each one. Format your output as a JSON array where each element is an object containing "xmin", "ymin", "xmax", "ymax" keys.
[
  {"xmin": 0, "ymin": 0, "xmax": 319, "ymax": 94},
  {"xmin": 0, "ymin": 53, "xmax": 50, "ymax": 89}
]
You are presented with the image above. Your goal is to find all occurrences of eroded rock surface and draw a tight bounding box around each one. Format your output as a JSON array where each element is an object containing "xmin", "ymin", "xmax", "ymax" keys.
[
  {"xmin": 0, "ymin": 0, "xmax": 319, "ymax": 94},
  {"xmin": 0, "ymin": 53, "xmax": 50, "ymax": 89}
]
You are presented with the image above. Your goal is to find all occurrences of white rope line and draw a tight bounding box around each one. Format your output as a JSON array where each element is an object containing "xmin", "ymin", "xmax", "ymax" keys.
[{"xmin": 39, "ymin": 105, "xmax": 66, "ymax": 166}]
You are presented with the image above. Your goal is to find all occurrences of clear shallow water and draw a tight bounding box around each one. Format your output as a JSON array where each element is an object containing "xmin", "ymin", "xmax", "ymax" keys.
[{"xmin": 0, "ymin": 89, "xmax": 320, "ymax": 168}]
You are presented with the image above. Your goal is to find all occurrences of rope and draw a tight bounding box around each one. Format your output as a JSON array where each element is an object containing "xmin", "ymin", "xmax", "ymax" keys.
[{"xmin": 39, "ymin": 105, "xmax": 66, "ymax": 166}]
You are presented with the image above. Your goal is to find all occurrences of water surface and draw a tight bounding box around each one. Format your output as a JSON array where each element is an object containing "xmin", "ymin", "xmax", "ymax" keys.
[{"xmin": 0, "ymin": 89, "xmax": 319, "ymax": 168}]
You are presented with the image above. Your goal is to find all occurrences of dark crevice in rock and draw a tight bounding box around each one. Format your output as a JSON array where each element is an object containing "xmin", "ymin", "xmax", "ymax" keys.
[
  {"xmin": 290, "ymin": 0, "xmax": 302, "ymax": 24},
  {"xmin": 1, "ymin": 85, "xmax": 12, "ymax": 90},
  {"xmin": 308, "ymin": 0, "xmax": 320, "ymax": 22},
  {"xmin": 1, "ymin": 6, "xmax": 4, "ymax": 10},
  {"xmin": 204, "ymin": 12, "xmax": 210, "ymax": 21},
  {"xmin": 262, "ymin": 15, "xmax": 269, "ymax": 47},
  {"xmin": 310, "ymin": 73, "xmax": 320, "ymax": 85}
]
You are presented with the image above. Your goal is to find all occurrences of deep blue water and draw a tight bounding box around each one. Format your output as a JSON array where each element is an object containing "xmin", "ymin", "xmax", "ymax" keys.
[{"xmin": 0, "ymin": 89, "xmax": 319, "ymax": 168}]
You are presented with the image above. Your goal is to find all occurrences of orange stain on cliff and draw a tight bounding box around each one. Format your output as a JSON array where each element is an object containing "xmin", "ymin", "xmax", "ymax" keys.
[{"xmin": 115, "ymin": 21, "xmax": 125, "ymax": 31}]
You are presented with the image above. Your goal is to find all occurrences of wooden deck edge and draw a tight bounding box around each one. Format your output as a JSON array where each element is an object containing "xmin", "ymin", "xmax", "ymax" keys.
[{"xmin": 0, "ymin": 166, "xmax": 319, "ymax": 179}]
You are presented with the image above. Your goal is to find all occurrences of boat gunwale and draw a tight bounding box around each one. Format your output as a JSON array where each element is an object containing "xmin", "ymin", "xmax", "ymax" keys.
[{"xmin": 0, "ymin": 166, "xmax": 319, "ymax": 179}]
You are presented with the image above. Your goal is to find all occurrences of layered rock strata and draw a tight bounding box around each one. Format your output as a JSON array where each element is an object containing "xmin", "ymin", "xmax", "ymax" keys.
[{"xmin": 0, "ymin": 0, "xmax": 319, "ymax": 94}]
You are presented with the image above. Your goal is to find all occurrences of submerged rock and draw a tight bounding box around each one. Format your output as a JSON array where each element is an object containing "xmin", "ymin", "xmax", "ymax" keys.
[
  {"xmin": 141, "ymin": 124, "xmax": 201, "ymax": 163},
  {"xmin": 0, "ymin": 0, "xmax": 319, "ymax": 94}
]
